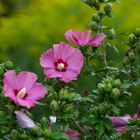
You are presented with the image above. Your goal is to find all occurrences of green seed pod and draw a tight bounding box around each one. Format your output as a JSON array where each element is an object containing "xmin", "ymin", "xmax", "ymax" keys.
[
  {"xmin": 65, "ymin": 104, "xmax": 73, "ymax": 112},
  {"xmin": 10, "ymin": 130, "xmax": 19, "ymax": 139},
  {"xmin": 113, "ymin": 79, "xmax": 121, "ymax": 88},
  {"xmin": 128, "ymin": 52, "xmax": 135, "ymax": 62},
  {"xmin": 107, "ymin": 28, "xmax": 116, "ymax": 39},
  {"xmin": 98, "ymin": 11, "xmax": 104, "ymax": 18},
  {"xmin": 103, "ymin": 83, "xmax": 112, "ymax": 93},
  {"xmin": 111, "ymin": 88, "xmax": 120, "ymax": 99},
  {"xmin": 31, "ymin": 126, "xmax": 43, "ymax": 136},
  {"xmin": 43, "ymin": 129, "xmax": 52, "ymax": 138},
  {"xmin": 129, "ymin": 34, "xmax": 137, "ymax": 45},
  {"xmin": 5, "ymin": 60, "xmax": 13, "ymax": 69},
  {"xmin": 131, "ymin": 69, "xmax": 139, "ymax": 78},
  {"xmin": 104, "ymin": 3, "xmax": 112, "ymax": 13},
  {"xmin": 50, "ymin": 100, "xmax": 58, "ymax": 111},
  {"xmin": 98, "ymin": 83, "xmax": 104, "ymax": 93},
  {"xmin": 90, "ymin": 21, "xmax": 99, "ymax": 31},
  {"xmin": 19, "ymin": 134, "xmax": 28, "ymax": 139},
  {"xmin": 133, "ymin": 28, "xmax": 140, "ymax": 37},
  {"xmin": 122, "ymin": 57, "xmax": 129, "ymax": 66},
  {"xmin": 92, "ymin": 14, "xmax": 100, "ymax": 23}
]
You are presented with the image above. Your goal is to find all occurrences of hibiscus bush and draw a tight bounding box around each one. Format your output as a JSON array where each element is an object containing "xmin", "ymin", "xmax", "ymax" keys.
[{"xmin": 0, "ymin": 0, "xmax": 140, "ymax": 139}]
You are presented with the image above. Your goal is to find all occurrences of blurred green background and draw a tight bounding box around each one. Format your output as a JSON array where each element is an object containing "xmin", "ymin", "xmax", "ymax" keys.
[{"xmin": 0, "ymin": 0, "xmax": 140, "ymax": 114}]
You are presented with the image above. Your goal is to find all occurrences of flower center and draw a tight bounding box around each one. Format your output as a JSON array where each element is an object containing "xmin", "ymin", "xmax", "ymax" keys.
[
  {"xmin": 54, "ymin": 59, "xmax": 68, "ymax": 72},
  {"xmin": 16, "ymin": 88, "xmax": 26, "ymax": 99},
  {"xmin": 57, "ymin": 63, "xmax": 65, "ymax": 71}
]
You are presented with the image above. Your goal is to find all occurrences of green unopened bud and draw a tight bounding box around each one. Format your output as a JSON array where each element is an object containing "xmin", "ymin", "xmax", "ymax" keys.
[
  {"xmin": 122, "ymin": 57, "xmax": 129, "ymax": 66},
  {"xmin": 107, "ymin": 29, "xmax": 116, "ymax": 39},
  {"xmin": 111, "ymin": 88, "xmax": 120, "ymax": 99},
  {"xmin": 103, "ymin": 84, "xmax": 112, "ymax": 93},
  {"xmin": 133, "ymin": 28, "xmax": 140, "ymax": 37},
  {"xmin": 131, "ymin": 69, "xmax": 139, "ymax": 78},
  {"xmin": 50, "ymin": 100, "xmax": 58, "ymax": 111},
  {"xmin": 10, "ymin": 130, "xmax": 19, "ymax": 139},
  {"xmin": 19, "ymin": 134, "xmax": 28, "ymax": 139},
  {"xmin": 113, "ymin": 79, "xmax": 121, "ymax": 88},
  {"xmin": 59, "ymin": 89, "xmax": 69, "ymax": 100},
  {"xmin": 92, "ymin": 14, "xmax": 100, "ymax": 23},
  {"xmin": 98, "ymin": 83, "xmax": 104, "ymax": 93},
  {"xmin": 104, "ymin": 3, "xmax": 112, "ymax": 13},
  {"xmin": 43, "ymin": 129, "xmax": 52, "ymax": 138},
  {"xmin": 129, "ymin": 34, "xmax": 137, "ymax": 45},
  {"xmin": 5, "ymin": 60, "xmax": 13, "ymax": 69},
  {"xmin": 65, "ymin": 104, "xmax": 73, "ymax": 112},
  {"xmin": 128, "ymin": 52, "xmax": 135, "ymax": 62},
  {"xmin": 31, "ymin": 126, "xmax": 43, "ymax": 136},
  {"xmin": 98, "ymin": 11, "xmax": 104, "ymax": 18},
  {"xmin": 90, "ymin": 21, "xmax": 99, "ymax": 31},
  {"xmin": 104, "ymin": 77, "xmax": 113, "ymax": 84},
  {"xmin": 84, "ymin": 0, "xmax": 95, "ymax": 7}
]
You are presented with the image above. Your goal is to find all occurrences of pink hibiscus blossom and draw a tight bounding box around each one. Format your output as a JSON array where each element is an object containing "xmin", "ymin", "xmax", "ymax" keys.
[
  {"xmin": 3, "ymin": 70, "xmax": 47, "ymax": 108},
  {"xmin": 40, "ymin": 42, "xmax": 84, "ymax": 83},
  {"xmin": 110, "ymin": 105, "xmax": 140, "ymax": 134},
  {"xmin": 65, "ymin": 129, "xmax": 79, "ymax": 140},
  {"xmin": 15, "ymin": 111, "xmax": 35, "ymax": 128},
  {"xmin": 110, "ymin": 115, "xmax": 131, "ymax": 134},
  {"xmin": 64, "ymin": 29, "xmax": 104, "ymax": 47}
]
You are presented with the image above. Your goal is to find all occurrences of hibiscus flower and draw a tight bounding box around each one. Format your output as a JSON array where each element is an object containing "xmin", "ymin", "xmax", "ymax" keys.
[
  {"xmin": 3, "ymin": 70, "xmax": 47, "ymax": 108},
  {"xmin": 40, "ymin": 42, "xmax": 84, "ymax": 83}
]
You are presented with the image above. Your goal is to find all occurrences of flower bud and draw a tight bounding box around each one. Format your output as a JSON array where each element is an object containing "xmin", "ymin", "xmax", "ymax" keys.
[
  {"xmin": 65, "ymin": 104, "xmax": 73, "ymax": 112},
  {"xmin": 129, "ymin": 34, "xmax": 137, "ymax": 45},
  {"xmin": 31, "ymin": 126, "xmax": 43, "ymax": 136},
  {"xmin": 50, "ymin": 100, "xmax": 58, "ymax": 111},
  {"xmin": 92, "ymin": 14, "xmax": 100, "ymax": 23},
  {"xmin": 98, "ymin": 11, "xmax": 104, "ymax": 18},
  {"xmin": 90, "ymin": 21, "xmax": 99, "ymax": 31},
  {"xmin": 113, "ymin": 79, "xmax": 121, "ymax": 88},
  {"xmin": 131, "ymin": 69, "xmax": 139, "ymax": 78},
  {"xmin": 107, "ymin": 29, "xmax": 116, "ymax": 39},
  {"xmin": 104, "ymin": 3, "xmax": 112, "ymax": 13},
  {"xmin": 49, "ymin": 116, "xmax": 57, "ymax": 124},
  {"xmin": 133, "ymin": 28, "xmax": 140, "ymax": 37},
  {"xmin": 122, "ymin": 57, "xmax": 129, "ymax": 66},
  {"xmin": 104, "ymin": 84, "xmax": 112, "ymax": 93},
  {"xmin": 128, "ymin": 52, "xmax": 135, "ymax": 62},
  {"xmin": 43, "ymin": 129, "xmax": 52, "ymax": 138},
  {"xmin": 98, "ymin": 83, "xmax": 104, "ymax": 93},
  {"xmin": 15, "ymin": 111, "xmax": 35, "ymax": 129},
  {"xmin": 5, "ymin": 60, "xmax": 13, "ymax": 69},
  {"xmin": 111, "ymin": 88, "xmax": 120, "ymax": 99},
  {"xmin": 19, "ymin": 134, "xmax": 28, "ymax": 139},
  {"xmin": 10, "ymin": 130, "xmax": 19, "ymax": 139}
]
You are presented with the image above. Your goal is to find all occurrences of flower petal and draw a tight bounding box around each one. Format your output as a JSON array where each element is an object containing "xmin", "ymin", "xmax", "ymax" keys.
[
  {"xmin": 40, "ymin": 49, "xmax": 55, "ymax": 68},
  {"xmin": 3, "ymin": 70, "xmax": 18, "ymax": 89},
  {"xmin": 26, "ymin": 83, "xmax": 47, "ymax": 100},
  {"xmin": 16, "ymin": 71, "xmax": 38, "ymax": 91},
  {"xmin": 88, "ymin": 32, "xmax": 105, "ymax": 47},
  {"xmin": 15, "ymin": 111, "xmax": 35, "ymax": 128}
]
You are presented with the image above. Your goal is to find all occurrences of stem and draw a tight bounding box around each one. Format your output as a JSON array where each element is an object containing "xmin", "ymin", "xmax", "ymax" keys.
[
  {"xmin": 71, "ymin": 117, "xmax": 86, "ymax": 135},
  {"xmin": 99, "ymin": 7, "xmax": 107, "ymax": 66}
]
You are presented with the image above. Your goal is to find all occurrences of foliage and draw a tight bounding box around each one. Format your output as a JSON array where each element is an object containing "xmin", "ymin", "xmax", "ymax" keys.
[{"xmin": 0, "ymin": 0, "xmax": 140, "ymax": 140}]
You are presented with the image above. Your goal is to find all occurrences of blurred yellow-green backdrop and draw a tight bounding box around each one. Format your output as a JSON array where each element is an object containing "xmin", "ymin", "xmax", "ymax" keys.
[{"xmin": 0, "ymin": 0, "xmax": 140, "ymax": 113}]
